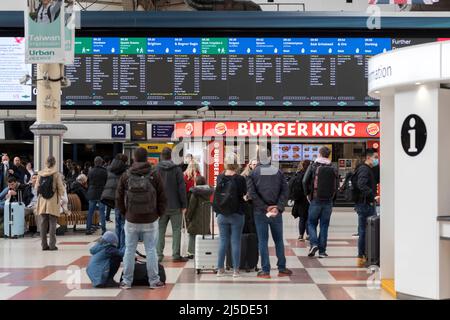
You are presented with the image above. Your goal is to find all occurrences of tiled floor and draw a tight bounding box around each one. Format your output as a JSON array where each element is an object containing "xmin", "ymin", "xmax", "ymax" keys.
[{"xmin": 0, "ymin": 208, "xmax": 393, "ymax": 300}]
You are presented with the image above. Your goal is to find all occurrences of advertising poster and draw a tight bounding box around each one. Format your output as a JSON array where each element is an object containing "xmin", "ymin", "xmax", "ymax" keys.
[
  {"xmin": 25, "ymin": 0, "xmax": 65, "ymax": 64},
  {"xmin": 64, "ymin": 0, "xmax": 75, "ymax": 65}
]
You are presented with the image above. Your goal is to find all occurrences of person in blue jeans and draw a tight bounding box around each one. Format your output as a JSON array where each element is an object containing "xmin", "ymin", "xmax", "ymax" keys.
[
  {"xmin": 86, "ymin": 157, "xmax": 107, "ymax": 235},
  {"xmin": 247, "ymin": 146, "xmax": 292, "ymax": 279},
  {"xmin": 354, "ymin": 148, "xmax": 379, "ymax": 267},
  {"xmin": 116, "ymin": 147, "xmax": 167, "ymax": 289},
  {"xmin": 115, "ymin": 208, "xmax": 125, "ymax": 251},
  {"xmin": 302, "ymin": 146, "xmax": 339, "ymax": 259},
  {"xmin": 213, "ymin": 154, "xmax": 247, "ymax": 278}
]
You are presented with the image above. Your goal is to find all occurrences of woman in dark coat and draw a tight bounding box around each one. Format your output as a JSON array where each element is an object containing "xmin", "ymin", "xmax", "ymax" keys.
[
  {"xmin": 185, "ymin": 175, "xmax": 214, "ymax": 259},
  {"xmin": 288, "ymin": 160, "xmax": 311, "ymax": 241}
]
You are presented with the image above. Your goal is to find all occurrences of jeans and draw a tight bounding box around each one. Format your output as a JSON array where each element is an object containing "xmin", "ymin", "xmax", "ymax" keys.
[
  {"xmin": 114, "ymin": 208, "xmax": 125, "ymax": 251},
  {"xmin": 122, "ymin": 220, "xmax": 160, "ymax": 287},
  {"xmin": 87, "ymin": 200, "xmax": 106, "ymax": 233},
  {"xmin": 217, "ymin": 213, "xmax": 245, "ymax": 270},
  {"xmin": 105, "ymin": 206, "xmax": 112, "ymax": 221},
  {"xmin": 254, "ymin": 211, "xmax": 286, "ymax": 273},
  {"xmin": 157, "ymin": 208, "xmax": 182, "ymax": 260},
  {"xmin": 355, "ymin": 204, "xmax": 376, "ymax": 257},
  {"xmin": 307, "ymin": 200, "xmax": 333, "ymax": 254}
]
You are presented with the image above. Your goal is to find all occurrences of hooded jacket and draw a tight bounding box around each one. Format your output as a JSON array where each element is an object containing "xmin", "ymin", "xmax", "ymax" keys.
[
  {"xmin": 101, "ymin": 159, "xmax": 128, "ymax": 208},
  {"xmin": 186, "ymin": 185, "xmax": 214, "ymax": 235},
  {"xmin": 87, "ymin": 166, "xmax": 108, "ymax": 201},
  {"xmin": 116, "ymin": 162, "xmax": 167, "ymax": 224},
  {"xmin": 35, "ymin": 167, "xmax": 65, "ymax": 217},
  {"xmin": 155, "ymin": 160, "xmax": 187, "ymax": 210},
  {"xmin": 355, "ymin": 163, "xmax": 377, "ymax": 205},
  {"xmin": 86, "ymin": 240, "xmax": 123, "ymax": 287}
]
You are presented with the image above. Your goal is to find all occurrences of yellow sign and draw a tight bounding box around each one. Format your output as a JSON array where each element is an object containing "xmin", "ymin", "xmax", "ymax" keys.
[{"xmin": 139, "ymin": 143, "xmax": 174, "ymax": 153}]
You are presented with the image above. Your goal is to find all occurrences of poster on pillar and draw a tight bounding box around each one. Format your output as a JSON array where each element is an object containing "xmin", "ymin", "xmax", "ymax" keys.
[
  {"xmin": 25, "ymin": 0, "xmax": 66, "ymax": 64},
  {"xmin": 207, "ymin": 140, "xmax": 224, "ymax": 188},
  {"xmin": 63, "ymin": 1, "xmax": 76, "ymax": 65}
]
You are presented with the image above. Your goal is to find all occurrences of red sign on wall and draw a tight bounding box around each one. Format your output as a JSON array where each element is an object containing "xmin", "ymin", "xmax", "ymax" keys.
[
  {"xmin": 207, "ymin": 140, "xmax": 224, "ymax": 188},
  {"xmin": 202, "ymin": 121, "xmax": 380, "ymax": 138}
]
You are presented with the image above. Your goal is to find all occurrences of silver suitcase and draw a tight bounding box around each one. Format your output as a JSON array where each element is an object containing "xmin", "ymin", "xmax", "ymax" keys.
[{"xmin": 195, "ymin": 202, "xmax": 219, "ymax": 274}]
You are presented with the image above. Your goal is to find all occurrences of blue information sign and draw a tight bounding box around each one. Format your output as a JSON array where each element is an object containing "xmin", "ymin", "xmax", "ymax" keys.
[{"xmin": 112, "ymin": 123, "xmax": 126, "ymax": 139}]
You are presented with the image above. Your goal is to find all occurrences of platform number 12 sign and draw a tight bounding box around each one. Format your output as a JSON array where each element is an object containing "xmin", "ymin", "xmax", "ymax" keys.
[
  {"xmin": 401, "ymin": 114, "xmax": 427, "ymax": 157},
  {"xmin": 112, "ymin": 123, "xmax": 126, "ymax": 139}
]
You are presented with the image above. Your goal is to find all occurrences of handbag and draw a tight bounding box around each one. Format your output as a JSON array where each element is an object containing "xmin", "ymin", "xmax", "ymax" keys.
[{"xmin": 180, "ymin": 213, "xmax": 189, "ymax": 257}]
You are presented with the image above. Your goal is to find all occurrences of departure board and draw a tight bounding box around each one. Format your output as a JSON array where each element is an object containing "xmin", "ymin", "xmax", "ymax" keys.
[{"xmin": 0, "ymin": 37, "xmax": 437, "ymax": 109}]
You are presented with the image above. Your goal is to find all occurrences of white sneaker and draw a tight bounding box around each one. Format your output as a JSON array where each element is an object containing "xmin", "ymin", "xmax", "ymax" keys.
[
  {"xmin": 233, "ymin": 270, "xmax": 240, "ymax": 278},
  {"xmin": 216, "ymin": 269, "xmax": 226, "ymax": 277}
]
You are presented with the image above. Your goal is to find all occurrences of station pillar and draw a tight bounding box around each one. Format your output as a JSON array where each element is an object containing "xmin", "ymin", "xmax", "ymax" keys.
[{"xmin": 30, "ymin": 64, "xmax": 67, "ymax": 172}]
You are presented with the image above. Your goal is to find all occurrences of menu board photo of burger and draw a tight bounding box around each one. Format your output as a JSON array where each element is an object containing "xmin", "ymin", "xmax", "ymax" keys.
[{"xmin": 271, "ymin": 144, "xmax": 303, "ymax": 162}]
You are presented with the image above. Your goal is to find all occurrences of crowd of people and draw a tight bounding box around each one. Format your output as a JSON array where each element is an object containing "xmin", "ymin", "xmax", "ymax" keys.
[{"xmin": 0, "ymin": 145, "xmax": 380, "ymax": 288}]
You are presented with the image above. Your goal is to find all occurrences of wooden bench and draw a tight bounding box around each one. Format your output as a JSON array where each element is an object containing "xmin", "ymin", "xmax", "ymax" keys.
[{"xmin": 26, "ymin": 193, "xmax": 99, "ymax": 235}]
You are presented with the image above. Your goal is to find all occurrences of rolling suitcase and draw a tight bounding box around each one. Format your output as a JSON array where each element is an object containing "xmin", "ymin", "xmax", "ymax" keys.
[
  {"xmin": 226, "ymin": 233, "xmax": 259, "ymax": 272},
  {"xmin": 365, "ymin": 214, "xmax": 380, "ymax": 267},
  {"xmin": 4, "ymin": 197, "xmax": 26, "ymax": 238},
  {"xmin": 195, "ymin": 202, "xmax": 219, "ymax": 274}
]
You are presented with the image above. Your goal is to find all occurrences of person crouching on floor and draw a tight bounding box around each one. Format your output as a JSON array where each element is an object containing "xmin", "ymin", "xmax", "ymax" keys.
[
  {"xmin": 87, "ymin": 231, "xmax": 124, "ymax": 288},
  {"xmin": 185, "ymin": 175, "xmax": 214, "ymax": 259}
]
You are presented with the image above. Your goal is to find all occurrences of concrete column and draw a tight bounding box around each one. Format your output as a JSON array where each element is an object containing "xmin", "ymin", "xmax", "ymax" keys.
[{"xmin": 30, "ymin": 64, "xmax": 67, "ymax": 172}]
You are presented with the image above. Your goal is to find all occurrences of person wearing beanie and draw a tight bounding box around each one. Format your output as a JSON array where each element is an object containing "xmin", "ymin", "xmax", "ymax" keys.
[{"xmin": 87, "ymin": 231, "xmax": 124, "ymax": 288}]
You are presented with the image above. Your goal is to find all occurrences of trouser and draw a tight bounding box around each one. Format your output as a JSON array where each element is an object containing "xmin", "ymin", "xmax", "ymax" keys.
[
  {"xmin": 87, "ymin": 200, "xmax": 106, "ymax": 233},
  {"xmin": 217, "ymin": 213, "xmax": 245, "ymax": 270},
  {"xmin": 97, "ymin": 256, "xmax": 121, "ymax": 288},
  {"xmin": 114, "ymin": 208, "xmax": 125, "ymax": 251},
  {"xmin": 307, "ymin": 200, "xmax": 333, "ymax": 254},
  {"xmin": 254, "ymin": 211, "xmax": 286, "ymax": 273},
  {"xmin": 122, "ymin": 220, "xmax": 160, "ymax": 287},
  {"xmin": 188, "ymin": 233, "xmax": 196, "ymax": 256},
  {"xmin": 297, "ymin": 205, "xmax": 309, "ymax": 238},
  {"xmin": 40, "ymin": 214, "xmax": 57, "ymax": 249},
  {"xmin": 105, "ymin": 206, "xmax": 112, "ymax": 221},
  {"xmin": 157, "ymin": 208, "xmax": 182, "ymax": 260},
  {"xmin": 355, "ymin": 203, "xmax": 377, "ymax": 257}
]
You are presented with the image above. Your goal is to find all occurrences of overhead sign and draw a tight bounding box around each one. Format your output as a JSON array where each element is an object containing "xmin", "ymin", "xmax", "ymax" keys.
[
  {"xmin": 111, "ymin": 123, "xmax": 126, "ymax": 139},
  {"xmin": 175, "ymin": 121, "xmax": 380, "ymax": 139},
  {"xmin": 401, "ymin": 114, "xmax": 427, "ymax": 157},
  {"xmin": 25, "ymin": 0, "xmax": 65, "ymax": 64},
  {"xmin": 130, "ymin": 121, "xmax": 147, "ymax": 141},
  {"xmin": 151, "ymin": 124, "xmax": 175, "ymax": 139}
]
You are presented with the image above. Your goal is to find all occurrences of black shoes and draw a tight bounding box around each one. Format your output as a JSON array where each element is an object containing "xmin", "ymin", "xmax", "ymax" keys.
[{"xmin": 308, "ymin": 246, "xmax": 319, "ymax": 257}]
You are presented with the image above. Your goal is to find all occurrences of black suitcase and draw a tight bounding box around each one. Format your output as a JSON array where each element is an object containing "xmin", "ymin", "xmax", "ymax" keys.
[
  {"xmin": 120, "ymin": 251, "xmax": 166, "ymax": 285},
  {"xmin": 226, "ymin": 233, "xmax": 259, "ymax": 272},
  {"xmin": 365, "ymin": 215, "xmax": 380, "ymax": 267}
]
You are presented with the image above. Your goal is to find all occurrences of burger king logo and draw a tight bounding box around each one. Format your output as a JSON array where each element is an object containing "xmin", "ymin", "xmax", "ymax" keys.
[
  {"xmin": 215, "ymin": 122, "xmax": 227, "ymax": 135},
  {"xmin": 366, "ymin": 123, "xmax": 380, "ymax": 136},
  {"xmin": 184, "ymin": 123, "xmax": 194, "ymax": 136}
]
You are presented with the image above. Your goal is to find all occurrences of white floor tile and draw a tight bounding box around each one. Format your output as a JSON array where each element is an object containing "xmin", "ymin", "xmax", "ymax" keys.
[
  {"xmin": 168, "ymin": 283, "xmax": 326, "ymax": 300},
  {"xmin": 0, "ymin": 283, "xmax": 28, "ymax": 300},
  {"xmin": 42, "ymin": 268, "xmax": 91, "ymax": 284},
  {"xmin": 318, "ymin": 257, "xmax": 360, "ymax": 267},
  {"xmin": 0, "ymin": 272, "xmax": 9, "ymax": 279},
  {"xmin": 165, "ymin": 268, "xmax": 184, "ymax": 284},
  {"xmin": 199, "ymin": 271, "xmax": 291, "ymax": 282},
  {"xmin": 65, "ymin": 289, "xmax": 121, "ymax": 297},
  {"xmin": 343, "ymin": 286, "xmax": 395, "ymax": 300}
]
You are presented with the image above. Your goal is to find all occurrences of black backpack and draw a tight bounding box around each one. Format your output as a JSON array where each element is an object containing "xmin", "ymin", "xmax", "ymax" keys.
[
  {"xmin": 312, "ymin": 164, "xmax": 337, "ymax": 201},
  {"xmin": 126, "ymin": 170, "xmax": 157, "ymax": 216},
  {"xmin": 38, "ymin": 175, "xmax": 55, "ymax": 199},
  {"xmin": 341, "ymin": 171, "xmax": 359, "ymax": 203},
  {"xmin": 289, "ymin": 172, "xmax": 304, "ymax": 201},
  {"xmin": 213, "ymin": 175, "xmax": 240, "ymax": 215}
]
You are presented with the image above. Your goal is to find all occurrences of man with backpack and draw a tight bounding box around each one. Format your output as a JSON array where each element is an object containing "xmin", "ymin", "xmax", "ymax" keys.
[
  {"xmin": 116, "ymin": 147, "xmax": 167, "ymax": 289},
  {"xmin": 302, "ymin": 146, "xmax": 339, "ymax": 258},
  {"xmin": 156, "ymin": 147, "xmax": 188, "ymax": 263},
  {"xmin": 353, "ymin": 149, "xmax": 379, "ymax": 267},
  {"xmin": 247, "ymin": 146, "xmax": 291, "ymax": 279}
]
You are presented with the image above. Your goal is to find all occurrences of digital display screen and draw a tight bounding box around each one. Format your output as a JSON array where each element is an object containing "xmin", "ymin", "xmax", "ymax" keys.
[
  {"xmin": 0, "ymin": 36, "xmax": 436, "ymax": 109},
  {"xmin": 272, "ymin": 143, "xmax": 303, "ymax": 162}
]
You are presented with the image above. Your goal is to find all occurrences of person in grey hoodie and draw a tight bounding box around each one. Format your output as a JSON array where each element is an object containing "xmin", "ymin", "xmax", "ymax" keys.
[{"xmin": 155, "ymin": 147, "xmax": 188, "ymax": 263}]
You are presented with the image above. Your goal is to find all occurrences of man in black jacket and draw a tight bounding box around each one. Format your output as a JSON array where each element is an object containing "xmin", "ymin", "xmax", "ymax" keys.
[
  {"xmin": 86, "ymin": 156, "xmax": 108, "ymax": 235},
  {"xmin": 0, "ymin": 154, "xmax": 17, "ymax": 191},
  {"xmin": 354, "ymin": 148, "xmax": 379, "ymax": 267},
  {"xmin": 13, "ymin": 157, "xmax": 31, "ymax": 184},
  {"xmin": 302, "ymin": 146, "xmax": 339, "ymax": 259},
  {"xmin": 247, "ymin": 146, "xmax": 291, "ymax": 279},
  {"xmin": 155, "ymin": 147, "xmax": 188, "ymax": 263}
]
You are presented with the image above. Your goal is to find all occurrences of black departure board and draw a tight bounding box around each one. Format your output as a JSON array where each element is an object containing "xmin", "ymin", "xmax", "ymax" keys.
[{"xmin": 0, "ymin": 37, "xmax": 437, "ymax": 109}]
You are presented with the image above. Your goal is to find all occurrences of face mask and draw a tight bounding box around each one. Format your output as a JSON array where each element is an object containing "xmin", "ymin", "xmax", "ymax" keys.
[
  {"xmin": 372, "ymin": 159, "xmax": 379, "ymax": 167},
  {"xmin": 3, "ymin": 161, "xmax": 8, "ymax": 166}
]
